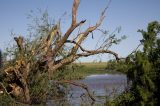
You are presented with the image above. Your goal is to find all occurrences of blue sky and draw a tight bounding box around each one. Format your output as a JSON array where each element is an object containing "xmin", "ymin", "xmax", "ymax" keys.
[{"xmin": 0, "ymin": 0, "xmax": 160, "ymax": 62}]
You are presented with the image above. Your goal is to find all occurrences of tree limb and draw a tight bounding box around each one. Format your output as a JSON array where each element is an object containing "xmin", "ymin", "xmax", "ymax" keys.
[
  {"xmin": 76, "ymin": 49, "xmax": 120, "ymax": 61},
  {"xmin": 44, "ymin": 24, "xmax": 60, "ymax": 53},
  {"xmin": 55, "ymin": 80, "xmax": 96, "ymax": 101},
  {"xmin": 65, "ymin": 40, "xmax": 86, "ymax": 52},
  {"xmin": 51, "ymin": 0, "xmax": 86, "ymax": 57},
  {"xmin": 50, "ymin": 49, "xmax": 119, "ymax": 73},
  {"xmin": 14, "ymin": 36, "xmax": 24, "ymax": 52},
  {"xmin": 70, "ymin": 5, "xmax": 108, "ymax": 55},
  {"xmin": 72, "ymin": 0, "xmax": 80, "ymax": 26}
]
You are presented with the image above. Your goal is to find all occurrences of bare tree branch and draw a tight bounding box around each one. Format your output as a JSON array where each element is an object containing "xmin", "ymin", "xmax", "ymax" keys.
[
  {"xmin": 55, "ymin": 80, "xmax": 96, "ymax": 101},
  {"xmin": 44, "ymin": 24, "xmax": 60, "ymax": 53},
  {"xmin": 14, "ymin": 36, "xmax": 24, "ymax": 52},
  {"xmin": 50, "ymin": 49, "xmax": 119, "ymax": 73},
  {"xmin": 52, "ymin": 20, "xmax": 86, "ymax": 57},
  {"xmin": 76, "ymin": 49, "xmax": 119, "ymax": 61},
  {"xmin": 51, "ymin": 0, "xmax": 86, "ymax": 57},
  {"xmin": 48, "ymin": 0, "xmax": 113, "ymax": 72},
  {"xmin": 70, "ymin": 6, "xmax": 108, "ymax": 55},
  {"xmin": 65, "ymin": 40, "xmax": 86, "ymax": 52},
  {"xmin": 72, "ymin": 0, "xmax": 80, "ymax": 26}
]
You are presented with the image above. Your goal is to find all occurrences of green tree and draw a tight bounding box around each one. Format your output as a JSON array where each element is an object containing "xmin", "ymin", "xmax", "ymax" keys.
[{"xmin": 110, "ymin": 21, "xmax": 160, "ymax": 106}]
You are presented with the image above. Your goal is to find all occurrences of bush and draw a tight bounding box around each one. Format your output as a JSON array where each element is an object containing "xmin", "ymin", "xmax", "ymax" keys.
[{"xmin": 110, "ymin": 21, "xmax": 160, "ymax": 106}]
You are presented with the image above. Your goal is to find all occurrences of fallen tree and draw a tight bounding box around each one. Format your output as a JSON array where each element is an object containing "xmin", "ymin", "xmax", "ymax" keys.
[{"xmin": 0, "ymin": 0, "xmax": 123, "ymax": 104}]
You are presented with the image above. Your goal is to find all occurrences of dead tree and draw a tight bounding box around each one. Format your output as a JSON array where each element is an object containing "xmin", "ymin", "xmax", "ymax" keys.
[{"xmin": 0, "ymin": 0, "xmax": 121, "ymax": 104}]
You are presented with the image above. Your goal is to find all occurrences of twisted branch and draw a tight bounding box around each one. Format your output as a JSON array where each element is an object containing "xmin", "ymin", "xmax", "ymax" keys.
[{"xmin": 56, "ymin": 80, "xmax": 96, "ymax": 101}]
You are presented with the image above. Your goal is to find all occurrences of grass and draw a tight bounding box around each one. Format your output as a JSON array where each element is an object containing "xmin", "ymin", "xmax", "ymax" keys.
[
  {"xmin": 76, "ymin": 62, "xmax": 108, "ymax": 75},
  {"xmin": 53, "ymin": 62, "xmax": 122, "ymax": 80},
  {"xmin": 55, "ymin": 62, "xmax": 108, "ymax": 80}
]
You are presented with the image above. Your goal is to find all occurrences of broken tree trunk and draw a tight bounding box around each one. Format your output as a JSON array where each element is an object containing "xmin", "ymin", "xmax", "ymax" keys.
[{"xmin": 0, "ymin": 0, "xmax": 122, "ymax": 104}]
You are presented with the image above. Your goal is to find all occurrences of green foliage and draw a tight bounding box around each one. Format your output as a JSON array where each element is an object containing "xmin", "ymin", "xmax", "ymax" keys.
[
  {"xmin": 106, "ymin": 60, "xmax": 129, "ymax": 74},
  {"xmin": 110, "ymin": 21, "xmax": 160, "ymax": 106},
  {"xmin": 52, "ymin": 64, "xmax": 81, "ymax": 80},
  {"xmin": 0, "ymin": 93, "xmax": 25, "ymax": 106},
  {"xmin": 0, "ymin": 93, "xmax": 13, "ymax": 106}
]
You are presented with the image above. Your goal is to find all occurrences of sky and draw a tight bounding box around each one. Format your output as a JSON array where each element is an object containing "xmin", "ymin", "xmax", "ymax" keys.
[{"xmin": 0, "ymin": 0, "xmax": 160, "ymax": 62}]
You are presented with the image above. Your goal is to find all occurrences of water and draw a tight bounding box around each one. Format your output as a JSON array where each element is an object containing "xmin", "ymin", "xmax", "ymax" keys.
[{"xmin": 47, "ymin": 74, "xmax": 127, "ymax": 106}]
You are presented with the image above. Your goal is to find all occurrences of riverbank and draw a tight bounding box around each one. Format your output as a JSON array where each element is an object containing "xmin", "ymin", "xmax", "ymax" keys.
[{"xmin": 59, "ymin": 62, "xmax": 122, "ymax": 80}]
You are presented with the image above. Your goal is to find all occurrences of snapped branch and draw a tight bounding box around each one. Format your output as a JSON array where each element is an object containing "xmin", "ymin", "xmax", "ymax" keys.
[{"xmin": 14, "ymin": 36, "xmax": 24, "ymax": 52}]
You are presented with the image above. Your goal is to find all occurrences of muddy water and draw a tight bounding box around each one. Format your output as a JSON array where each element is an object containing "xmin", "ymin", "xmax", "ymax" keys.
[{"xmin": 47, "ymin": 74, "xmax": 127, "ymax": 106}]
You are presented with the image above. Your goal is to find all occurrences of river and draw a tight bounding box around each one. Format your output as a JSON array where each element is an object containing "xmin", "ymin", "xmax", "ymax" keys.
[{"xmin": 47, "ymin": 74, "xmax": 127, "ymax": 106}]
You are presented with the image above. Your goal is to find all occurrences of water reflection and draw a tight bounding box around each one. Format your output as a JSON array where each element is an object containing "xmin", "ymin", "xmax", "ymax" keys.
[{"xmin": 47, "ymin": 74, "xmax": 127, "ymax": 106}]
